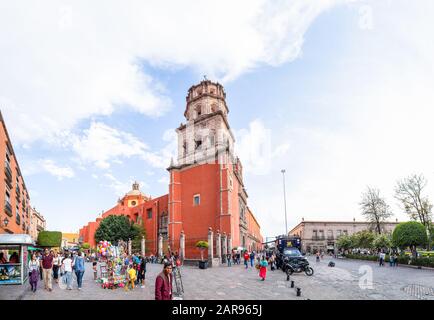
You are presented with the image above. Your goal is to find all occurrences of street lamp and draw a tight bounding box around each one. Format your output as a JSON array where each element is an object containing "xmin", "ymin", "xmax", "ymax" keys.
[
  {"xmin": 281, "ymin": 169, "xmax": 288, "ymax": 236},
  {"xmin": 1, "ymin": 217, "xmax": 9, "ymax": 228}
]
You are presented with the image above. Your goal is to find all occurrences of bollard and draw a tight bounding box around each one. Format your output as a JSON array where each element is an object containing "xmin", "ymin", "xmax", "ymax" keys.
[
  {"xmin": 291, "ymin": 280, "xmax": 294, "ymax": 288},
  {"xmin": 287, "ymin": 274, "xmax": 290, "ymax": 281},
  {"xmin": 296, "ymin": 287, "xmax": 301, "ymax": 297}
]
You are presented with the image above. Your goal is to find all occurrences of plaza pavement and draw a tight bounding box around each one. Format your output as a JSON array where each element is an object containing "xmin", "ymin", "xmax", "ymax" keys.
[{"xmin": 0, "ymin": 256, "xmax": 433, "ymax": 300}]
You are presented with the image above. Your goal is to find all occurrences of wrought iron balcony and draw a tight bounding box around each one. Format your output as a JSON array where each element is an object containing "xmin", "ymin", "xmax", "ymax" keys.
[
  {"xmin": 4, "ymin": 201, "xmax": 12, "ymax": 217},
  {"xmin": 4, "ymin": 161, "xmax": 12, "ymax": 181}
]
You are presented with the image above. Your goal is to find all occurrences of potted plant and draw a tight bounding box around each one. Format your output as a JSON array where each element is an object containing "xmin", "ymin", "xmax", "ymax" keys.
[{"xmin": 196, "ymin": 240, "xmax": 209, "ymax": 269}]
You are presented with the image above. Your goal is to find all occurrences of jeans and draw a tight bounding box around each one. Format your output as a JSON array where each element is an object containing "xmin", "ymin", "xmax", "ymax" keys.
[
  {"xmin": 227, "ymin": 259, "xmax": 232, "ymax": 267},
  {"xmin": 65, "ymin": 271, "xmax": 73, "ymax": 289},
  {"xmin": 250, "ymin": 259, "xmax": 254, "ymax": 267},
  {"xmin": 75, "ymin": 270, "xmax": 84, "ymax": 288},
  {"xmin": 53, "ymin": 265, "xmax": 59, "ymax": 280},
  {"xmin": 244, "ymin": 260, "xmax": 248, "ymax": 269}
]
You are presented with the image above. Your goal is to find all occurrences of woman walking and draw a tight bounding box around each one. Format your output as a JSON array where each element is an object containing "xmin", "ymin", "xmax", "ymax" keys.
[
  {"xmin": 73, "ymin": 251, "xmax": 85, "ymax": 290},
  {"xmin": 28, "ymin": 254, "xmax": 40, "ymax": 292},
  {"xmin": 259, "ymin": 256, "xmax": 268, "ymax": 281},
  {"xmin": 52, "ymin": 252, "xmax": 61, "ymax": 284},
  {"xmin": 138, "ymin": 256, "xmax": 147, "ymax": 288}
]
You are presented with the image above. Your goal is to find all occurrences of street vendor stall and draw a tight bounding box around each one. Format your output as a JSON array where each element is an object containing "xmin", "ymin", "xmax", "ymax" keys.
[{"xmin": 0, "ymin": 234, "xmax": 34, "ymax": 285}]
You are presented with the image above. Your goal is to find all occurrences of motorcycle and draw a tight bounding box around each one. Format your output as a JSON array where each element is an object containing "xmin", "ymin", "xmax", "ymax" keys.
[{"xmin": 283, "ymin": 257, "xmax": 314, "ymax": 276}]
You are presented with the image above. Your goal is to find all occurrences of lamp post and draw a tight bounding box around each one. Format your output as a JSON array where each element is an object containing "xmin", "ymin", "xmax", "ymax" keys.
[{"xmin": 281, "ymin": 169, "xmax": 288, "ymax": 236}]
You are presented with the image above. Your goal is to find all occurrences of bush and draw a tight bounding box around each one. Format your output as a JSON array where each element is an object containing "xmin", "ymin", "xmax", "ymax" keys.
[
  {"xmin": 37, "ymin": 231, "xmax": 62, "ymax": 247},
  {"xmin": 344, "ymin": 253, "xmax": 434, "ymax": 268},
  {"xmin": 81, "ymin": 243, "xmax": 90, "ymax": 250}
]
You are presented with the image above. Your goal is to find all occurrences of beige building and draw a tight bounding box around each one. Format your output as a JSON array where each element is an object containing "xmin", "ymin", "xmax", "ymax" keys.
[
  {"xmin": 61, "ymin": 232, "xmax": 79, "ymax": 249},
  {"xmin": 29, "ymin": 207, "xmax": 46, "ymax": 241},
  {"xmin": 288, "ymin": 218, "xmax": 399, "ymax": 253}
]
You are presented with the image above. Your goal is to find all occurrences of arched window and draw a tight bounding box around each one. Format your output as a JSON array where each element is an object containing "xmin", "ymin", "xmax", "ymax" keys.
[{"xmin": 195, "ymin": 105, "xmax": 202, "ymax": 117}]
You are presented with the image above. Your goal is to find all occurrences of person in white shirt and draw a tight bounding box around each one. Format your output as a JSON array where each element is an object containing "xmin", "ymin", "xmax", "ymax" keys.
[
  {"xmin": 28, "ymin": 254, "xmax": 40, "ymax": 292},
  {"xmin": 52, "ymin": 252, "xmax": 62, "ymax": 283},
  {"xmin": 62, "ymin": 253, "xmax": 73, "ymax": 290}
]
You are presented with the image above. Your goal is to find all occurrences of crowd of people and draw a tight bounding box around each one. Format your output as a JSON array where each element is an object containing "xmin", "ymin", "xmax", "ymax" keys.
[{"xmin": 27, "ymin": 249, "xmax": 85, "ymax": 292}]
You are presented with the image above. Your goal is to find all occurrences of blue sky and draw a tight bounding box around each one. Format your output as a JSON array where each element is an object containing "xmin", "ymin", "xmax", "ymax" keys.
[{"xmin": 1, "ymin": 1, "xmax": 434, "ymax": 238}]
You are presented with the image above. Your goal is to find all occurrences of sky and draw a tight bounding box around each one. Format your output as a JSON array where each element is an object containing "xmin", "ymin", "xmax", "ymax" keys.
[{"xmin": 1, "ymin": 0, "xmax": 434, "ymax": 238}]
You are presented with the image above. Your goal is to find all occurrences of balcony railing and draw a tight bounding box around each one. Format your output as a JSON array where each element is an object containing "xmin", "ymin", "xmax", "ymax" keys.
[
  {"xmin": 311, "ymin": 236, "xmax": 325, "ymax": 241},
  {"xmin": 4, "ymin": 161, "xmax": 12, "ymax": 181},
  {"xmin": 4, "ymin": 201, "xmax": 12, "ymax": 217},
  {"xmin": 16, "ymin": 214, "xmax": 21, "ymax": 225}
]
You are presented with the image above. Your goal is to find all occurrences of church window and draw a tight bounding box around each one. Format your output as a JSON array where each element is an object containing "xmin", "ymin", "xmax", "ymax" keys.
[
  {"xmin": 193, "ymin": 194, "xmax": 200, "ymax": 206},
  {"xmin": 195, "ymin": 139, "xmax": 202, "ymax": 150},
  {"xmin": 131, "ymin": 200, "xmax": 137, "ymax": 206},
  {"xmin": 147, "ymin": 208, "xmax": 152, "ymax": 219}
]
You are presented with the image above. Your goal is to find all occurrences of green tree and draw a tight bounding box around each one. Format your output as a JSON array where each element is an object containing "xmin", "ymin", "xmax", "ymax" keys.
[
  {"xmin": 336, "ymin": 234, "xmax": 353, "ymax": 250},
  {"xmin": 94, "ymin": 215, "xmax": 140, "ymax": 245},
  {"xmin": 392, "ymin": 221, "xmax": 428, "ymax": 249},
  {"xmin": 195, "ymin": 241, "xmax": 209, "ymax": 261},
  {"xmin": 37, "ymin": 231, "xmax": 62, "ymax": 247},
  {"xmin": 372, "ymin": 233, "xmax": 392, "ymax": 250},
  {"xmin": 352, "ymin": 230, "xmax": 376, "ymax": 249}
]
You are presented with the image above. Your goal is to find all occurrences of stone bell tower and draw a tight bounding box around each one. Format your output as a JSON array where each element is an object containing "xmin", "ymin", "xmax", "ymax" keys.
[{"xmin": 176, "ymin": 79, "xmax": 235, "ymax": 166}]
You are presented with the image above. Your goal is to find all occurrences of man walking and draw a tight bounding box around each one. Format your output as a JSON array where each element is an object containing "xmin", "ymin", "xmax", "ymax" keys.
[
  {"xmin": 73, "ymin": 251, "xmax": 85, "ymax": 290},
  {"xmin": 41, "ymin": 249, "xmax": 54, "ymax": 291},
  {"xmin": 379, "ymin": 251, "xmax": 386, "ymax": 267},
  {"xmin": 243, "ymin": 251, "xmax": 250, "ymax": 269},
  {"xmin": 250, "ymin": 251, "xmax": 255, "ymax": 267},
  {"xmin": 155, "ymin": 262, "xmax": 173, "ymax": 300}
]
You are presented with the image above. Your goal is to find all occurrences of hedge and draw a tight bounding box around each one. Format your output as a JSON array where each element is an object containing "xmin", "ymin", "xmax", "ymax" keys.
[
  {"xmin": 344, "ymin": 254, "xmax": 434, "ymax": 268},
  {"xmin": 37, "ymin": 231, "xmax": 62, "ymax": 247}
]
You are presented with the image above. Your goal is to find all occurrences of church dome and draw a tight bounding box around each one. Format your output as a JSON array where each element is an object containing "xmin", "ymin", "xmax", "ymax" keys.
[{"xmin": 126, "ymin": 181, "xmax": 149, "ymax": 198}]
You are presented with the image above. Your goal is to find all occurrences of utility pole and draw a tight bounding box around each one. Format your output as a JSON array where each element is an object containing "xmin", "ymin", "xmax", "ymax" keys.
[{"xmin": 281, "ymin": 169, "xmax": 288, "ymax": 236}]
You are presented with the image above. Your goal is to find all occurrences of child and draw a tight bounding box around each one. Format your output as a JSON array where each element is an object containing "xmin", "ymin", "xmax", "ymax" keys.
[
  {"xmin": 92, "ymin": 261, "xmax": 98, "ymax": 280},
  {"xmin": 125, "ymin": 264, "xmax": 137, "ymax": 291}
]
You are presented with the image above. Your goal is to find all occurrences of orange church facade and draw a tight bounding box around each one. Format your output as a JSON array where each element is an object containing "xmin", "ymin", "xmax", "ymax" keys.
[{"xmin": 79, "ymin": 80, "xmax": 263, "ymax": 258}]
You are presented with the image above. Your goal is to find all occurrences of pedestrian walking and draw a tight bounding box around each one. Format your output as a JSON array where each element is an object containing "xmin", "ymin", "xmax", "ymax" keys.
[
  {"xmin": 28, "ymin": 254, "xmax": 40, "ymax": 293},
  {"xmin": 92, "ymin": 261, "xmax": 98, "ymax": 280},
  {"xmin": 62, "ymin": 253, "xmax": 74, "ymax": 290},
  {"xmin": 379, "ymin": 251, "xmax": 386, "ymax": 267},
  {"xmin": 269, "ymin": 255, "xmax": 275, "ymax": 271},
  {"xmin": 155, "ymin": 262, "xmax": 173, "ymax": 300},
  {"xmin": 73, "ymin": 251, "xmax": 85, "ymax": 290},
  {"xmin": 138, "ymin": 256, "xmax": 147, "ymax": 288},
  {"xmin": 259, "ymin": 256, "xmax": 268, "ymax": 281},
  {"xmin": 316, "ymin": 251, "xmax": 320, "ymax": 263},
  {"xmin": 227, "ymin": 253, "xmax": 232, "ymax": 267},
  {"xmin": 243, "ymin": 251, "xmax": 250, "ymax": 269},
  {"xmin": 389, "ymin": 252, "xmax": 394, "ymax": 267},
  {"xmin": 250, "ymin": 251, "xmax": 255, "ymax": 267},
  {"xmin": 393, "ymin": 253, "xmax": 398, "ymax": 267},
  {"xmin": 36, "ymin": 251, "xmax": 43, "ymax": 280},
  {"xmin": 52, "ymin": 252, "xmax": 61, "ymax": 284},
  {"xmin": 41, "ymin": 249, "xmax": 54, "ymax": 291}
]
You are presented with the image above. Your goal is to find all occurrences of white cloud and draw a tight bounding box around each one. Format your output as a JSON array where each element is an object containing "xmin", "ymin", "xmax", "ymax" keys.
[
  {"xmin": 234, "ymin": 119, "xmax": 290, "ymax": 175},
  {"xmin": 103, "ymin": 173, "xmax": 148, "ymax": 198},
  {"xmin": 0, "ymin": 0, "xmax": 347, "ymax": 145},
  {"xmin": 71, "ymin": 122, "xmax": 148, "ymax": 169},
  {"xmin": 39, "ymin": 159, "xmax": 75, "ymax": 180}
]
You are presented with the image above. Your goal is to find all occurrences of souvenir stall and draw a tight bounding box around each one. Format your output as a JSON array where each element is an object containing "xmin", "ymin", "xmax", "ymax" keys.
[
  {"xmin": 96, "ymin": 240, "xmax": 127, "ymax": 289},
  {"xmin": 0, "ymin": 234, "xmax": 34, "ymax": 285}
]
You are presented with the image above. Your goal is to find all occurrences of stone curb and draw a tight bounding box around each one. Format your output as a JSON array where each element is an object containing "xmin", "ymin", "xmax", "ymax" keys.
[{"xmin": 343, "ymin": 257, "xmax": 434, "ymax": 271}]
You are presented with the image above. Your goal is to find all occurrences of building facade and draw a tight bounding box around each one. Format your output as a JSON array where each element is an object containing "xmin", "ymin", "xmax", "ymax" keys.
[
  {"xmin": 61, "ymin": 232, "xmax": 79, "ymax": 249},
  {"xmin": 29, "ymin": 207, "xmax": 46, "ymax": 241},
  {"xmin": 288, "ymin": 219, "xmax": 399, "ymax": 253},
  {"xmin": 80, "ymin": 80, "xmax": 263, "ymax": 258},
  {"xmin": 0, "ymin": 111, "xmax": 32, "ymax": 235}
]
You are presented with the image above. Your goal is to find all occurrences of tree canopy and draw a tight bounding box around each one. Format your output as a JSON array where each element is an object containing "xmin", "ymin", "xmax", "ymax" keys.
[
  {"xmin": 360, "ymin": 186, "xmax": 393, "ymax": 234},
  {"xmin": 94, "ymin": 215, "xmax": 142, "ymax": 245},
  {"xmin": 392, "ymin": 221, "xmax": 428, "ymax": 249}
]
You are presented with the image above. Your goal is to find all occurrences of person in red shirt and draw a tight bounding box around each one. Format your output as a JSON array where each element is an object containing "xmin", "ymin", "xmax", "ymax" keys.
[
  {"xmin": 244, "ymin": 251, "xmax": 250, "ymax": 269},
  {"xmin": 155, "ymin": 262, "xmax": 173, "ymax": 300},
  {"xmin": 41, "ymin": 249, "xmax": 54, "ymax": 291}
]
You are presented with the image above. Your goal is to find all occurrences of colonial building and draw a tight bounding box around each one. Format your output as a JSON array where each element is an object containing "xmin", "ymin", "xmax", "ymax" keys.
[
  {"xmin": 288, "ymin": 218, "xmax": 399, "ymax": 253},
  {"xmin": 79, "ymin": 80, "xmax": 263, "ymax": 258},
  {"xmin": 0, "ymin": 111, "xmax": 32, "ymax": 235},
  {"xmin": 61, "ymin": 232, "xmax": 79, "ymax": 249},
  {"xmin": 29, "ymin": 207, "xmax": 46, "ymax": 241}
]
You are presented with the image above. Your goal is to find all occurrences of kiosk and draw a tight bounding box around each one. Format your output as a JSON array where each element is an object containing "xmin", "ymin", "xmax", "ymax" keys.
[{"xmin": 0, "ymin": 234, "xmax": 35, "ymax": 285}]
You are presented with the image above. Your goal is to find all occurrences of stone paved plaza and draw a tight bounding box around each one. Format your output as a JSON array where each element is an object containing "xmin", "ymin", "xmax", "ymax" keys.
[{"xmin": 1, "ymin": 256, "xmax": 433, "ymax": 300}]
